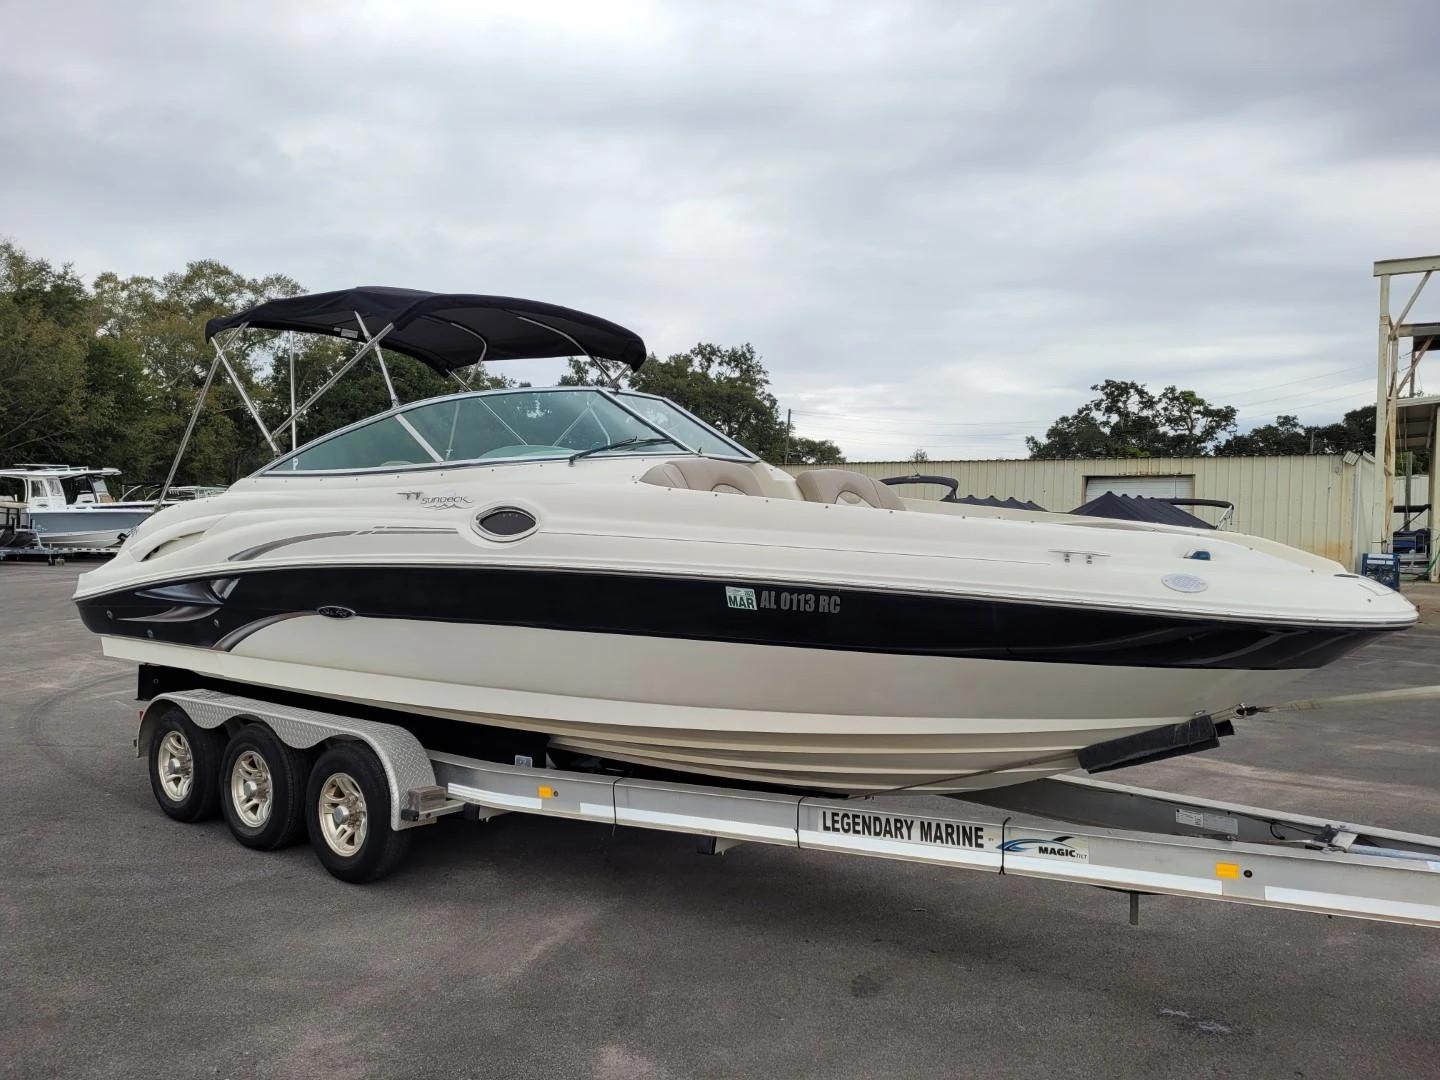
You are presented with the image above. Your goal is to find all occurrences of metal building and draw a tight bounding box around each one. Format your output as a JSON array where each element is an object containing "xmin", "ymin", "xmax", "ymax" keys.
[{"xmin": 783, "ymin": 453, "xmax": 1377, "ymax": 567}]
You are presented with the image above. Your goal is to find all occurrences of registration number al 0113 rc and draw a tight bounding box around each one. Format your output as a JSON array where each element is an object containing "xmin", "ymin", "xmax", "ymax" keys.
[{"xmin": 727, "ymin": 586, "xmax": 842, "ymax": 614}]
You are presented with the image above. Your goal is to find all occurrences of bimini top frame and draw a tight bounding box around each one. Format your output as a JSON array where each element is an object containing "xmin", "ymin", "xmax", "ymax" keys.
[{"xmin": 160, "ymin": 288, "xmax": 649, "ymax": 502}]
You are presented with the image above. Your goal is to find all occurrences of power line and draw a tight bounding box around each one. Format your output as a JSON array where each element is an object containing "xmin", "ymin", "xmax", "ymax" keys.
[
  {"xmin": 800, "ymin": 390, "xmax": 1377, "ymax": 456},
  {"xmin": 1228, "ymin": 376, "xmax": 1373, "ymax": 410},
  {"xmin": 1216, "ymin": 365, "xmax": 1361, "ymax": 400},
  {"xmin": 1240, "ymin": 387, "xmax": 1374, "ymax": 414},
  {"xmin": 789, "ymin": 408, "xmax": 1048, "ymax": 430},
  {"xmin": 787, "ymin": 358, "xmax": 1375, "ymax": 425},
  {"xmin": 785, "ymin": 363, "xmax": 1381, "ymax": 456},
  {"xmin": 792, "ymin": 373, "xmax": 1376, "ymax": 434}
]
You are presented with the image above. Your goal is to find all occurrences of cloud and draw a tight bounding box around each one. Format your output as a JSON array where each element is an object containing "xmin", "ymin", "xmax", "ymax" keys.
[{"xmin": 3, "ymin": 1, "xmax": 1438, "ymax": 458}]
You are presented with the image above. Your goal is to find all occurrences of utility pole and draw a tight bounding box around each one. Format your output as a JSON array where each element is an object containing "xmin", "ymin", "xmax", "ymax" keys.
[{"xmin": 783, "ymin": 409, "xmax": 792, "ymax": 464}]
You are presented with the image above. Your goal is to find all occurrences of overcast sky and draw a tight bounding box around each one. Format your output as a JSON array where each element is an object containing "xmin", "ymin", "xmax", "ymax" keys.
[{"xmin": 3, "ymin": 2, "xmax": 1438, "ymax": 459}]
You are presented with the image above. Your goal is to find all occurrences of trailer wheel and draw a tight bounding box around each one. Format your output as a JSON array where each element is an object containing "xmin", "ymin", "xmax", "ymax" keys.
[
  {"xmin": 147, "ymin": 706, "xmax": 224, "ymax": 822},
  {"xmin": 220, "ymin": 724, "xmax": 309, "ymax": 850},
  {"xmin": 305, "ymin": 742, "xmax": 411, "ymax": 883}
]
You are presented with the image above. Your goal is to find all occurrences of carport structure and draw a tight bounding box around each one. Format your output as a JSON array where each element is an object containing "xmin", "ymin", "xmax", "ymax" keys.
[{"xmin": 1373, "ymin": 257, "xmax": 1440, "ymax": 582}]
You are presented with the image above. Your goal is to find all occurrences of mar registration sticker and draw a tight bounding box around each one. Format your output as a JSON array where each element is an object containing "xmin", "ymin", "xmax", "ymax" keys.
[{"xmin": 726, "ymin": 586, "xmax": 758, "ymax": 610}]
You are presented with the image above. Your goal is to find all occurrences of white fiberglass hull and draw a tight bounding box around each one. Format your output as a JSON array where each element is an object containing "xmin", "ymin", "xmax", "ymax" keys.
[
  {"xmin": 98, "ymin": 618, "xmax": 1304, "ymax": 793},
  {"xmin": 74, "ymin": 452, "xmax": 1414, "ymax": 796}
]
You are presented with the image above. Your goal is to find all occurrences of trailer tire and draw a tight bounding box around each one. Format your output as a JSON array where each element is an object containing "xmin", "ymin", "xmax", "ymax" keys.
[
  {"xmin": 221, "ymin": 724, "xmax": 309, "ymax": 850},
  {"xmin": 147, "ymin": 706, "xmax": 224, "ymax": 823},
  {"xmin": 305, "ymin": 742, "xmax": 410, "ymax": 883}
]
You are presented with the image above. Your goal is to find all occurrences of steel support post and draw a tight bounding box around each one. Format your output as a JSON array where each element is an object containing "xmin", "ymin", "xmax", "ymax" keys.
[
  {"xmin": 355, "ymin": 312, "xmax": 399, "ymax": 408},
  {"xmin": 158, "ymin": 340, "xmax": 226, "ymax": 505},
  {"xmin": 1431, "ymin": 408, "xmax": 1439, "ymax": 582},
  {"xmin": 288, "ymin": 348, "xmax": 297, "ymax": 451},
  {"xmin": 214, "ymin": 339, "xmax": 279, "ymax": 454},
  {"xmin": 274, "ymin": 325, "xmax": 395, "ymax": 435},
  {"xmin": 1374, "ymin": 274, "xmax": 1393, "ymax": 556}
]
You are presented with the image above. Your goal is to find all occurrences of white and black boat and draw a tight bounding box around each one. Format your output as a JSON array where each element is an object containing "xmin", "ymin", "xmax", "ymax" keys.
[{"xmin": 72, "ymin": 288, "xmax": 1417, "ymax": 794}]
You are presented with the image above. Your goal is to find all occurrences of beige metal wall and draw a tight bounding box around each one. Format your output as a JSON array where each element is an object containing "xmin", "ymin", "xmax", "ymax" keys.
[{"xmin": 783, "ymin": 454, "xmax": 1369, "ymax": 566}]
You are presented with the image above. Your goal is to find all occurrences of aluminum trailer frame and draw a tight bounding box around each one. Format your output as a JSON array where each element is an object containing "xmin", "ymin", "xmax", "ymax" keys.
[
  {"xmin": 142, "ymin": 689, "xmax": 1440, "ymax": 928},
  {"xmin": 0, "ymin": 541, "xmax": 117, "ymax": 564}
]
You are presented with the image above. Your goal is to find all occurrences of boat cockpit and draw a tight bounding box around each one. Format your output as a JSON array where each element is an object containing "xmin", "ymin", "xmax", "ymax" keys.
[{"xmin": 253, "ymin": 381, "xmax": 920, "ymax": 513}]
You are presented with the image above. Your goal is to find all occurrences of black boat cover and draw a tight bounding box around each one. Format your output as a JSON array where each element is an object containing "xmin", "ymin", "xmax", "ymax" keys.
[
  {"xmin": 880, "ymin": 475, "xmax": 1047, "ymax": 511},
  {"xmin": 953, "ymin": 494, "xmax": 1048, "ymax": 512},
  {"xmin": 1069, "ymin": 492, "xmax": 1214, "ymax": 529},
  {"xmin": 204, "ymin": 287, "xmax": 647, "ymax": 373}
]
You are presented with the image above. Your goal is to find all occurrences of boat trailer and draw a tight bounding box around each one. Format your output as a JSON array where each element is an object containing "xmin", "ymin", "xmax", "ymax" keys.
[{"xmin": 140, "ymin": 688, "xmax": 1440, "ymax": 929}]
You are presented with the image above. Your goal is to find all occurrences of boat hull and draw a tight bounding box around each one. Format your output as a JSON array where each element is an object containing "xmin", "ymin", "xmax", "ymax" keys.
[
  {"xmin": 74, "ymin": 507, "xmax": 1408, "ymax": 794},
  {"xmin": 30, "ymin": 507, "xmax": 152, "ymax": 549},
  {"xmin": 97, "ymin": 615, "xmax": 1308, "ymax": 793}
]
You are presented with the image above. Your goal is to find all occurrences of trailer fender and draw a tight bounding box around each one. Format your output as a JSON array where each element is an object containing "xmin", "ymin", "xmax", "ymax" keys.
[{"xmin": 137, "ymin": 690, "xmax": 440, "ymax": 830}]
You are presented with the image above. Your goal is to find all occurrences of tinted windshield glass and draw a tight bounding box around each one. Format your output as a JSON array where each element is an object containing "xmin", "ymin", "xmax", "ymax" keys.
[
  {"xmin": 617, "ymin": 394, "xmax": 746, "ymax": 457},
  {"xmin": 275, "ymin": 390, "xmax": 691, "ymax": 473},
  {"xmin": 283, "ymin": 416, "xmax": 435, "ymax": 471}
]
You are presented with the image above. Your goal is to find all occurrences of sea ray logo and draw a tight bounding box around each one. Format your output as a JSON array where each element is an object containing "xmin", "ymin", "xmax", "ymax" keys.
[
  {"xmin": 998, "ymin": 835, "xmax": 1089, "ymax": 861},
  {"xmin": 725, "ymin": 586, "xmax": 757, "ymax": 610}
]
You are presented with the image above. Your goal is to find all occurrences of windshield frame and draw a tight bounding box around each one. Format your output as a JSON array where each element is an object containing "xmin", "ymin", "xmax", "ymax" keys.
[{"xmin": 257, "ymin": 386, "xmax": 759, "ymax": 477}]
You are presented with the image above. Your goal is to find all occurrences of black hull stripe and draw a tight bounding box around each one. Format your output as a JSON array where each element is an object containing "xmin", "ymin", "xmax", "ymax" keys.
[{"xmin": 77, "ymin": 565, "xmax": 1395, "ymax": 670}]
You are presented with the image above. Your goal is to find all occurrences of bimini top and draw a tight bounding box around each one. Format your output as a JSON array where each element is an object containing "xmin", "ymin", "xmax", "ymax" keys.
[{"xmin": 204, "ymin": 287, "xmax": 647, "ymax": 373}]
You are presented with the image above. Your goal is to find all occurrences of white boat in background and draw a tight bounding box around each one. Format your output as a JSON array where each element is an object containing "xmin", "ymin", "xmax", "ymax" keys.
[
  {"xmin": 72, "ymin": 288, "xmax": 1418, "ymax": 795},
  {"xmin": 0, "ymin": 465, "xmax": 223, "ymax": 550}
]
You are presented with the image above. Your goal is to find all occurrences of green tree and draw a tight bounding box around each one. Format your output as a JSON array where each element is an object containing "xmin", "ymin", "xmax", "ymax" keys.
[
  {"xmin": 0, "ymin": 242, "xmax": 91, "ymax": 463},
  {"xmin": 91, "ymin": 260, "xmax": 307, "ymax": 485},
  {"xmin": 1213, "ymin": 405, "xmax": 1431, "ymax": 468},
  {"xmin": 1216, "ymin": 414, "xmax": 1318, "ymax": 456},
  {"xmin": 49, "ymin": 336, "xmax": 150, "ymax": 471},
  {"xmin": 1318, "ymin": 405, "xmax": 1426, "ymax": 471},
  {"xmin": 1027, "ymin": 380, "xmax": 1237, "ymax": 459},
  {"xmin": 559, "ymin": 343, "xmax": 843, "ymax": 463},
  {"xmin": 1316, "ymin": 405, "xmax": 1378, "ymax": 456},
  {"xmin": 785, "ymin": 435, "xmax": 844, "ymax": 465}
]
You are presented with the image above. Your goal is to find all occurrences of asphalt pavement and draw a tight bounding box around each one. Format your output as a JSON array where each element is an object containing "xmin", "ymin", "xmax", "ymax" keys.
[{"xmin": 3, "ymin": 563, "xmax": 1439, "ymax": 1080}]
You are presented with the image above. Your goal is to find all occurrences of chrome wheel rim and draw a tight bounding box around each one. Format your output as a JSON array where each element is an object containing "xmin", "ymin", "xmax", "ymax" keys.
[
  {"xmin": 157, "ymin": 730, "xmax": 194, "ymax": 802},
  {"xmin": 230, "ymin": 749, "xmax": 273, "ymax": 828},
  {"xmin": 318, "ymin": 772, "xmax": 367, "ymax": 857}
]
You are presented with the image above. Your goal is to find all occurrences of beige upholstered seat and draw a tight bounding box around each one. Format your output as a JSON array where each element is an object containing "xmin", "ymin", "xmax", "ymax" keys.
[
  {"xmin": 794, "ymin": 469, "xmax": 906, "ymax": 510},
  {"xmin": 639, "ymin": 459, "xmax": 765, "ymax": 496}
]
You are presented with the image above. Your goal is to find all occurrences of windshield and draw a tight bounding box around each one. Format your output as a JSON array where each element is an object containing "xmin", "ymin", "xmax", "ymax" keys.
[
  {"xmin": 615, "ymin": 393, "xmax": 749, "ymax": 458},
  {"xmin": 270, "ymin": 388, "xmax": 751, "ymax": 473},
  {"xmin": 61, "ymin": 475, "xmax": 113, "ymax": 504}
]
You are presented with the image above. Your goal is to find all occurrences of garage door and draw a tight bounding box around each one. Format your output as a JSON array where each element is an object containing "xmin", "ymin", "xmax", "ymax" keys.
[{"xmin": 1084, "ymin": 474, "xmax": 1195, "ymax": 501}]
